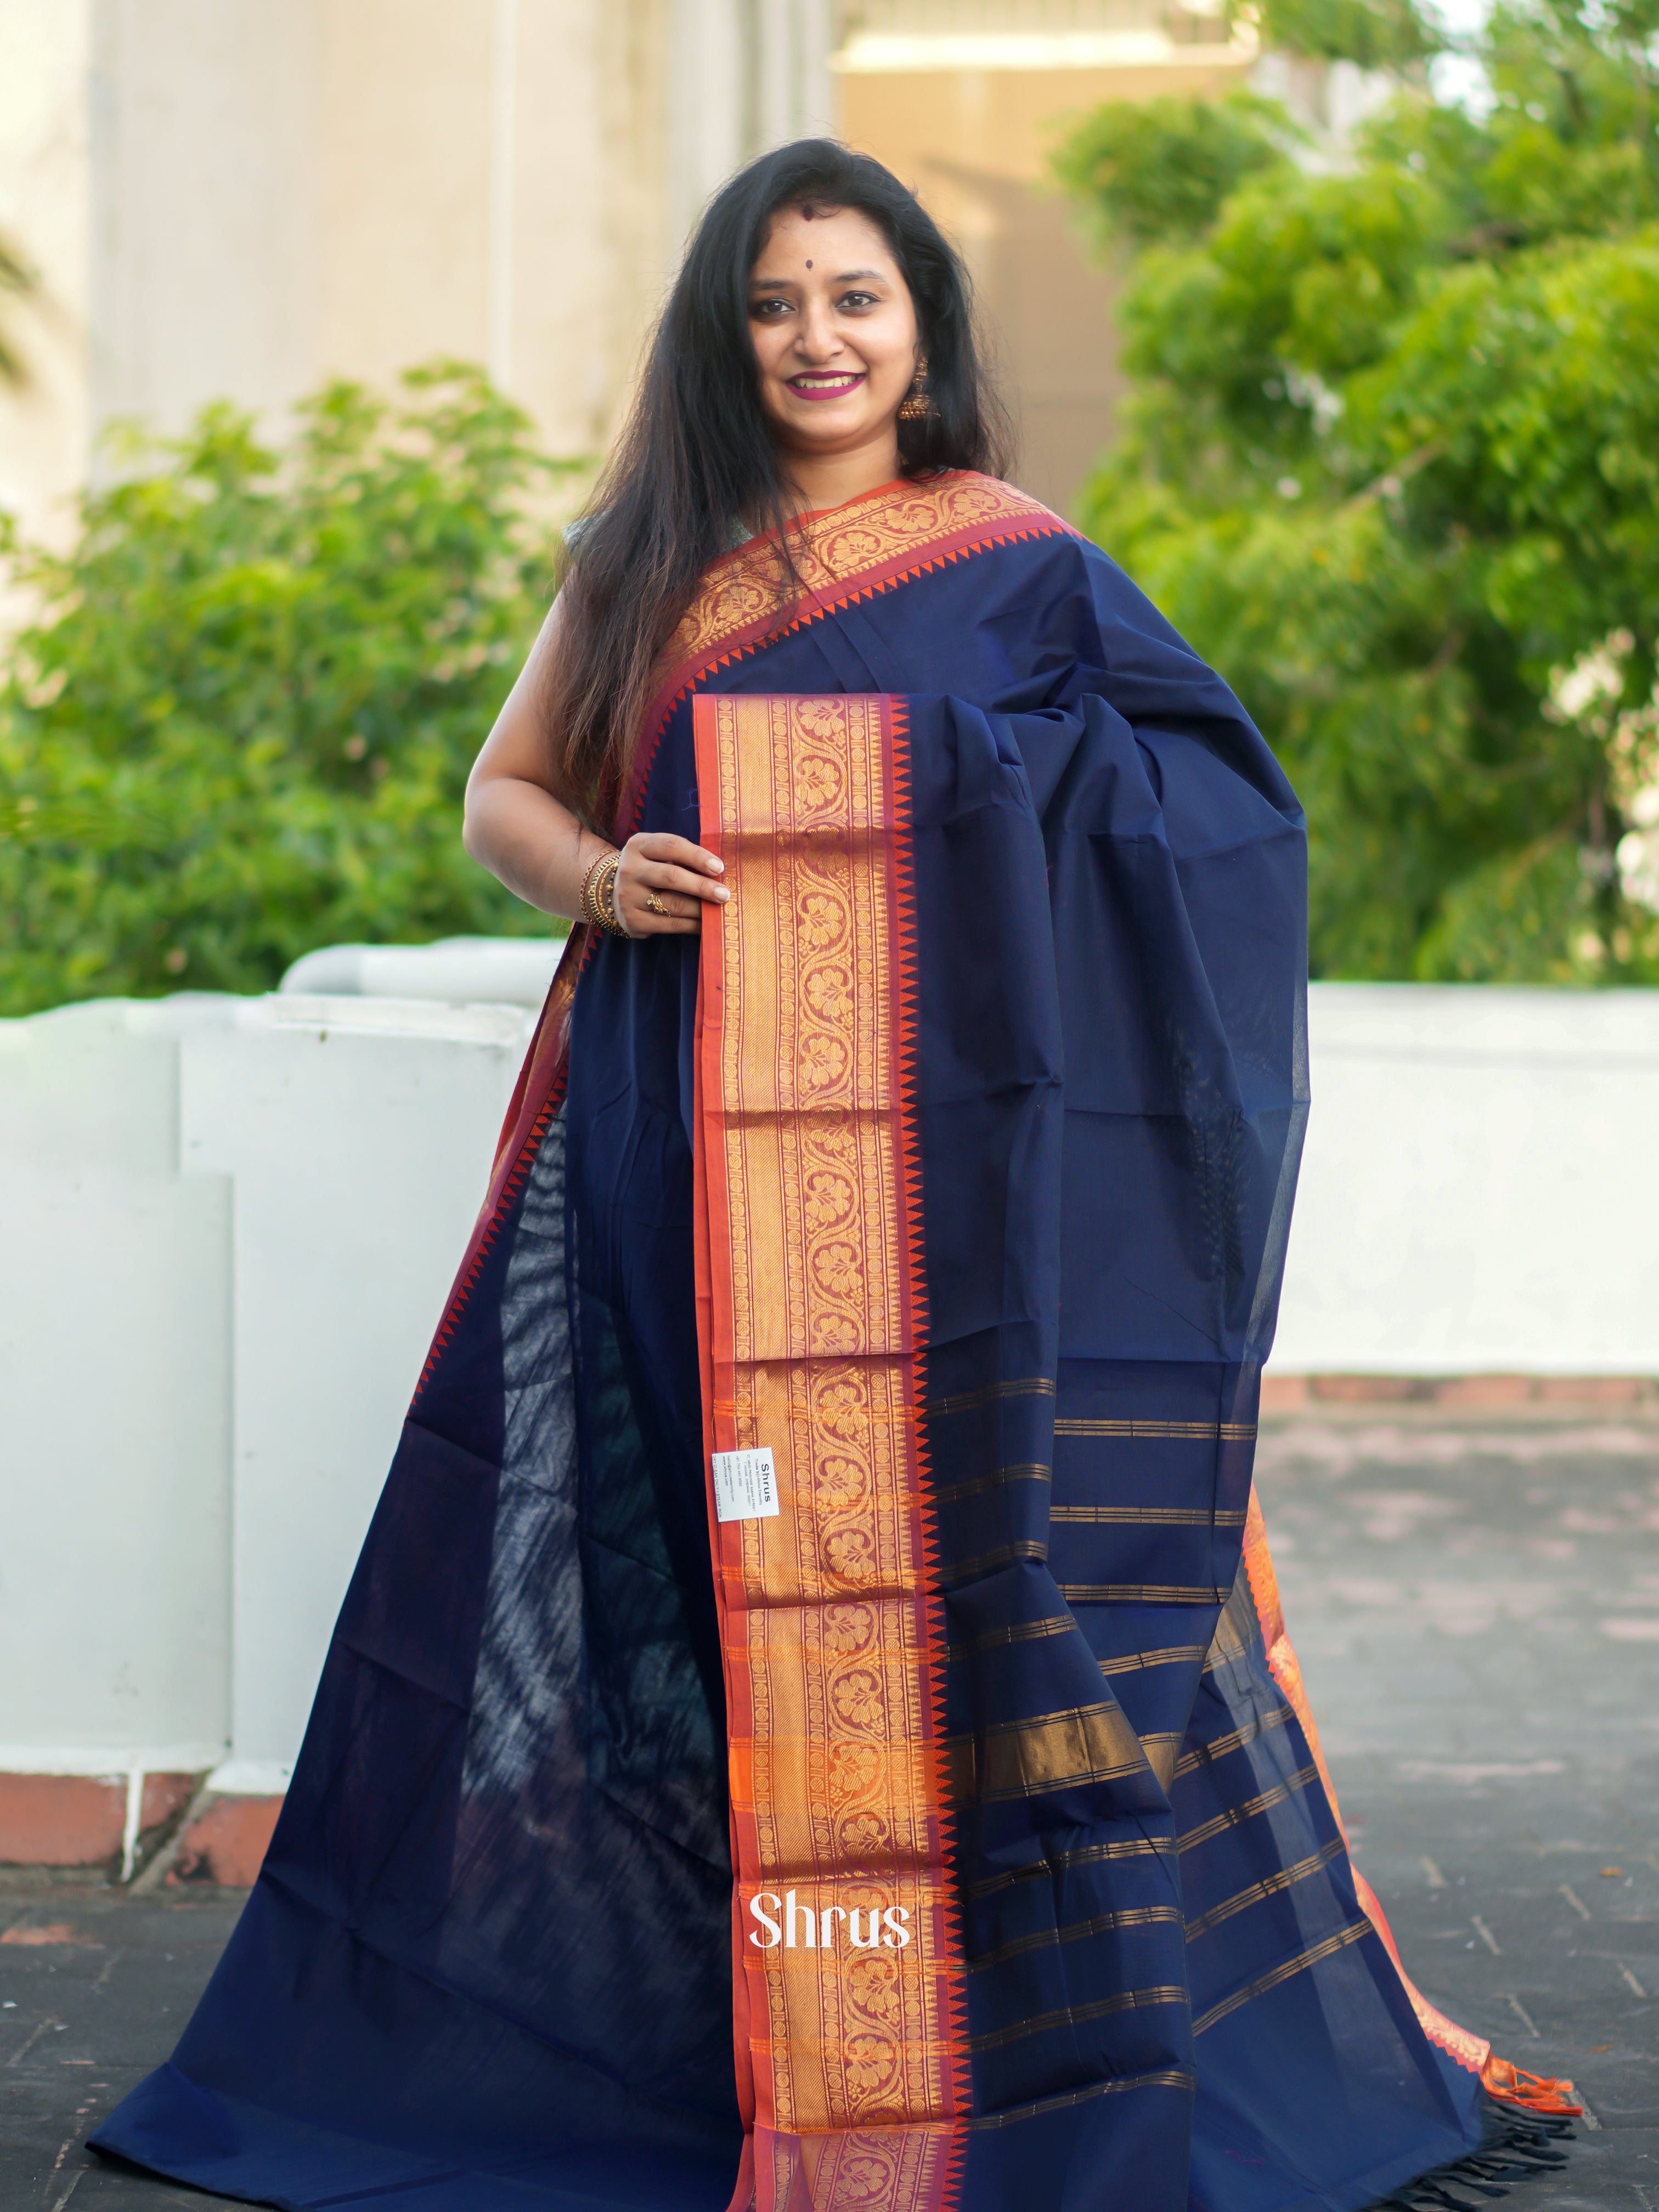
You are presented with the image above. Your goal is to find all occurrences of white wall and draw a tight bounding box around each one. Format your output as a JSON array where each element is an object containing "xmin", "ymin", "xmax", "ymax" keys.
[
  {"xmin": 0, "ymin": 986, "xmax": 534, "ymax": 1787},
  {"xmin": 186, "ymin": 994, "xmax": 539, "ymax": 1780},
  {"xmin": 0, "ymin": 997, "xmax": 232, "ymax": 1770},
  {"xmin": 2, "ymin": 976, "xmax": 1656, "ymax": 1786},
  {"xmin": 1274, "ymin": 985, "xmax": 1659, "ymax": 1376}
]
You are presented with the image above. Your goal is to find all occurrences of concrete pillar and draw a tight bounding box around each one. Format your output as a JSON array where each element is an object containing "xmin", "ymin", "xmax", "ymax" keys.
[
  {"xmin": 88, "ymin": 0, "xmax": 323, "ymax": 445},
  {"xmin": 668, "ymin": 0, "xmax": 838, "ymax": 252},
  {"xmin": 0, "ymin": 0, "xmax": 93, "ymax": 558}
]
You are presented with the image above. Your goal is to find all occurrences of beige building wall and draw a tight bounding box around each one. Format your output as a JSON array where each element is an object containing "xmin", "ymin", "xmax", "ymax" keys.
[
  {"xmin": 88, "ymin": 1, "xmax": 323, "ymax": 445},
  {"xmin": 0, "ymin": 0, "xmax": 93, "ymax": 556},
  {"xmin": 840, "ymin": 45, "xmax": 1249, "ymax": 515},
  {"xmin": 0, "ymin": 0, "xmax": 828, "ymax": 563},
  {"xmin": 308, "ymin": 0, "xmax": 674, "ymax": 452},
  {"xmin": 0, "ymin": 0, "xmax": 1254, "ymax": 557}
]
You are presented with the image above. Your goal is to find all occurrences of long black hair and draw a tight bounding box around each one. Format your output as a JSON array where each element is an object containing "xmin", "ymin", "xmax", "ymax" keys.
[{"xmin": 541, "ymin": 139, "xmax": 1012, "ymax": 826}]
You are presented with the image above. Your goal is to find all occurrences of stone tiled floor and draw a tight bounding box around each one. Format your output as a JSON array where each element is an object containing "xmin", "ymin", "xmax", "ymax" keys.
[
  {"xmin": 1256, "ymin": 1412, "xmax": 1659, "ymax": 2209},
  {"xmin": 4, "ymin": 1410, "xmax": 1656, "ymax": 2208},
  {"xmin": 1, "ymin": 1876, "xmax": 241, "ymax": 2208}
]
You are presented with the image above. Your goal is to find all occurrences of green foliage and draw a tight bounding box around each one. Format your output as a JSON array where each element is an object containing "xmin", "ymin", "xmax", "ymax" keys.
[
  {"xmin": 1051, "ymin": 89, "xmax": 1293, "ymax": 245},
  {"xmin": 1251, "ymin": 0, "xmax": 1444, "ymax": 70},
  {"xmin": 0, "ymin": 363, "xmax": 577, "ymax": 1015},
  {"xmin": 1058, "ymin": 0, "xmax": 1659, "ymax": 982}
]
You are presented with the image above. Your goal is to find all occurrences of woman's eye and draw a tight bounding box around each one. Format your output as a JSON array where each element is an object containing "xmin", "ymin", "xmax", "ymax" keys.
[
  {"xmin": 750, "ymin": 298, "xmax": 792, "ymax": 319},
  {"xmin": 838, "ymin": 291, "xmax": 878, "ymax": 311}
]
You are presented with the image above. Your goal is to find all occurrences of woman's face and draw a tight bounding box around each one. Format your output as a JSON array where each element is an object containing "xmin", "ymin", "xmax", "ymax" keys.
[{"xmin": 748, "ymin": 205, "xmax": 920, "ymax": 470}]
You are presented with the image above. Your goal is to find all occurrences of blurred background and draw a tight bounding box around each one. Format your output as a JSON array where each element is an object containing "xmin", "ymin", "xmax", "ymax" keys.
[
  {"xmin": 3, "ymin": 0, "xmax": 1658, "ymax": 1000},
  {"xmin": 1, "ymin": 9, "xmax": 1657, "ymax": 2172}
]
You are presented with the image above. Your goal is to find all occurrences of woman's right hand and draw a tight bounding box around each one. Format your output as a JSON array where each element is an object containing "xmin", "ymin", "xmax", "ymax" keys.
[
  {"xmin": 612, "ymin": 833, "xmax": 730, "ymax": 937},
  {"xmin": 463, "ymin": 603, "xmax": 731, "ymax": 934}
]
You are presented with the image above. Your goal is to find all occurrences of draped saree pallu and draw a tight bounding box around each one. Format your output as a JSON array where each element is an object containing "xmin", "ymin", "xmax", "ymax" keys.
[
  {"xmin": 91, "ymin": 471, "xmax": 1580, "ymax": 2212},
  {"xmin": 693, "ymin": 691, "xmax": 967, "ymax": 2210}
]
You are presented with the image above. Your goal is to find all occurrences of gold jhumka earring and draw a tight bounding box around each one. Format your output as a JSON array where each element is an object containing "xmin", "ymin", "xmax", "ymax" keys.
[{"xmin": 898, "ymin": 353, "xmax": 935, "ymax": 421}]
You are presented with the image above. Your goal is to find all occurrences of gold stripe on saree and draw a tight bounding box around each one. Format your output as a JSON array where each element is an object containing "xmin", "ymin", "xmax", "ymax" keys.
[
  {"xmin": 968, "ymin": 1902, "xmax": 1183, "ymax": 1972},
  {"xmin": 1049, "ymin": 1506, "xmax": 1248, "ymax": 1526},
  {"xmin": 964, "ymin": 2068, "xmax": 1193, "ymax": 2130},
  {"xmin": 1184, "ymin": 1839, "xmax": 1348, "ymax": 1942},
  {"xmin": 1058, "ymin": 1582, "xmax": 1229, "ymax": 1605},
  {"xmin": 969, "ymin": 1986, "xmax": 1188, "ymax": 2053},
  {"xmin": 967, "ymin": 1833, "xmax": 1173, "ymax": 1901},
  {"xmin": 1053, "ymin": 1418, "xmax": 1257, "ymax": 1439},
  {"xmin": 1191, "ymin": 1920, "xmax": 1372, "ymax": 2036},
  {"xmin": 1177, "ymin": 1763, "xmax": 1321, "ymax": 1853},
  {"xmin": 949, "ymin": 1701, "xmax": 1151, "ymax": 1802}
]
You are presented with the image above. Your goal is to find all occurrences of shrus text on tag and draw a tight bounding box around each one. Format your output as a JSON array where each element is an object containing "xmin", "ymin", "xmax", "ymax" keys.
[{"xmin": 711, "ymin": 1446, "xmax": 780, "ymax": 1522}]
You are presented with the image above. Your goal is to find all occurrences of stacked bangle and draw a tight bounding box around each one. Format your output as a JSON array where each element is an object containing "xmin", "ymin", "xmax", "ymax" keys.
[{"xmin": 580, "ymin": 849, "xmax": 628, "ymax": 938}]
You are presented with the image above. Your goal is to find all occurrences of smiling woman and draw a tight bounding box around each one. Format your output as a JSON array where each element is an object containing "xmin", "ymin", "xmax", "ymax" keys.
[
  {"xmin": 747, "ymin": 206, "xmax": 922, "ymax": 470},
  {"xmin": 456, "ymin": 143, "xmax": 1010, "ymax": 946},
  {"xmin": 92, "ymin": 140, "xmax": 1577, "ymax": 2212}
]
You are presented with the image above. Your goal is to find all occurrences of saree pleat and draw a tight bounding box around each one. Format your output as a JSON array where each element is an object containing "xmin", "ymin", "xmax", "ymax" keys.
[{"xmin": 93, "ymin": 473, "xmax": 1569, "ymax": 2212}]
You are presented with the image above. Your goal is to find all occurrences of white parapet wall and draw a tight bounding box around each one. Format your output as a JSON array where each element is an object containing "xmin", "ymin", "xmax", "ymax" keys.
[
  {"xmin": 1, "ymin": 964, "xmax": 1655, "ymax": 1834},
  {"xmin": 187, "ymin": 992, "xmax": 541, "ymax": 1781},
  {"xmin": 0, "ymin": 974, "xmax": 538, "ymax": 1821},
  {"xmin": 1274, "ymin": 985, "xmax": 1659, "ymax": 1377},
  {"xmin": 0, "ymin": 996, "xmax": 236, "ymax": 1778}
]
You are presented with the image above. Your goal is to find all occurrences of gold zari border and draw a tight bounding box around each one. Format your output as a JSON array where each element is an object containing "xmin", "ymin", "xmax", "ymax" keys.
[{"xmin": 695, "ymin": 693, "xmax": 968, "ymax": 2212}]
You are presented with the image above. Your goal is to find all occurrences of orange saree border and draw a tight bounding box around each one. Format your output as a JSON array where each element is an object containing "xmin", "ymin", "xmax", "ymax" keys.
[
  {"xmin": 1240, "ymin": 1494, "xmax": 1582, "ymax": 2118},
  {"xmin": 693, "ymin": 693, "xmax": 970, "ymax": 2212},
  {"xmin": 624, "ymin": 472, "xmax": 1074, "ymax": 831}
]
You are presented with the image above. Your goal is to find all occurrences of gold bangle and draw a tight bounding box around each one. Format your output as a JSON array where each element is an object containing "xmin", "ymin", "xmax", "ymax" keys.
[
  {"xmin": 597, "ymin": 854, "xmax": 624, "ymax": 935},
  {"xmin": 578, "ymin": 851, "xmax": 603, "ymax": 929},
  {"xmin": 579, "ymin": 849, "xmax": 627, "ymax": 938}
]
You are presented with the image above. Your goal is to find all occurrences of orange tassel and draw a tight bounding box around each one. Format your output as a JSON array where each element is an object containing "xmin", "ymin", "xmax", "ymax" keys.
[{"xmin": 1481, "ymin": 2055, "xmax": 1583, "ymax": 2116}]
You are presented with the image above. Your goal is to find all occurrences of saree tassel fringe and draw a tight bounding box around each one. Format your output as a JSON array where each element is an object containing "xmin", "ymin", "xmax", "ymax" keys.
[
  {"xmin": 1479, "ymin": 2057, "xmax": 1582, "ymax": 2116},
  {"xmin": 1372, "ymin": 2100, "xmax": 1576, "ymax": 2210}
]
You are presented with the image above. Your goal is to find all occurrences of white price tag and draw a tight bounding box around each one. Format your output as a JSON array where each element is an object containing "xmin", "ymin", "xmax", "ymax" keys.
[{"xmin": 712, "ymin": 1446, "xmax": 780, "ymax": 1523}]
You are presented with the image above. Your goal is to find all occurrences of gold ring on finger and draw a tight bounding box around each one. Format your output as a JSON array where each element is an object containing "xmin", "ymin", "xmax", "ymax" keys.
[{"xmin": 645, "ymin": 890, "xmax": 667, "ymax": 915}]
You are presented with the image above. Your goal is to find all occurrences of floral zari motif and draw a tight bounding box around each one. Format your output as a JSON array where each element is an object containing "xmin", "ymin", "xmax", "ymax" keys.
[
  {"xmin": 630, "ymin": 475, "xmax": 1071, "ymax": 824},
  {"xmin": 693, "ymin": 694, "xmax": 968, "ymax": 2212}
]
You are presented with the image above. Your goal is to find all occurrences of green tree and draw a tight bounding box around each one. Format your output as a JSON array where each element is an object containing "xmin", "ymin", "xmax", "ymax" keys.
[
  {"xmin": 1057, "ymin": 0, "xmax": 1659, "ymax": 982},
  {"xmin": 1051, "ymin": 87, "xmax": 1295, "ymax": 245},
  {"xmin": 0, "ymin": 363, "xmax": 577, "ymax": 1015},
  {"xmin": 1251, "ymin": 0, "xmax": 1442, "ymax": 71}
]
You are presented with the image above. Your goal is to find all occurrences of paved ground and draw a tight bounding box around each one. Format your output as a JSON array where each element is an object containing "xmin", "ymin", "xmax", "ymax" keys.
[
  {"xmin": 1253, "ymin": 1410, "xmax": 1659, "ymax": 2209},
  {"xmin": 3, "ymin": 1410, "xmax": 1656, "ymax": 2209}
]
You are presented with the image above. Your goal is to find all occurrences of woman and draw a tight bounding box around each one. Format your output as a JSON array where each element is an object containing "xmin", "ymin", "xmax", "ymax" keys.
[{"xmin": 95, "ymin": 142, "xmax": 1575, "ymax": 2212}]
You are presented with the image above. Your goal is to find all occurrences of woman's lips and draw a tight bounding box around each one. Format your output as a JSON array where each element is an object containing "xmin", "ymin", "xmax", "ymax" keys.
[{"xmin": 786, "ymin": 371, "xmax": 866, "ymax": 403}]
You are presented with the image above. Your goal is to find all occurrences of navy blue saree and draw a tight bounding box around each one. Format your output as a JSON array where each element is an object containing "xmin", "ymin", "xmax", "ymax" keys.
[{"xmin": 94, "ymin": 473, "xmax": 1573, "ymax": 2211}]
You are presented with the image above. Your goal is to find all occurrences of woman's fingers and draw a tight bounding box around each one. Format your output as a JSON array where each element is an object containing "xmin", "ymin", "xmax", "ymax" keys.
[
  {"xmin": 613, "ymin": 833, "xmax": 730, "ymax": 936},
  {"xmin": 625, "ymin": 909, "xmax": 699, "ymax": 936},
  {"xmin": 629, "ymin": 832, "xmax": 725, "ymax": 878},
  {"xmin": 613, "ymin": 878, "xmax": 699, "ymax": 934},
  {"xmin": 639, "ymin": 862, "xmax": 729, "ymax": 905}
]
